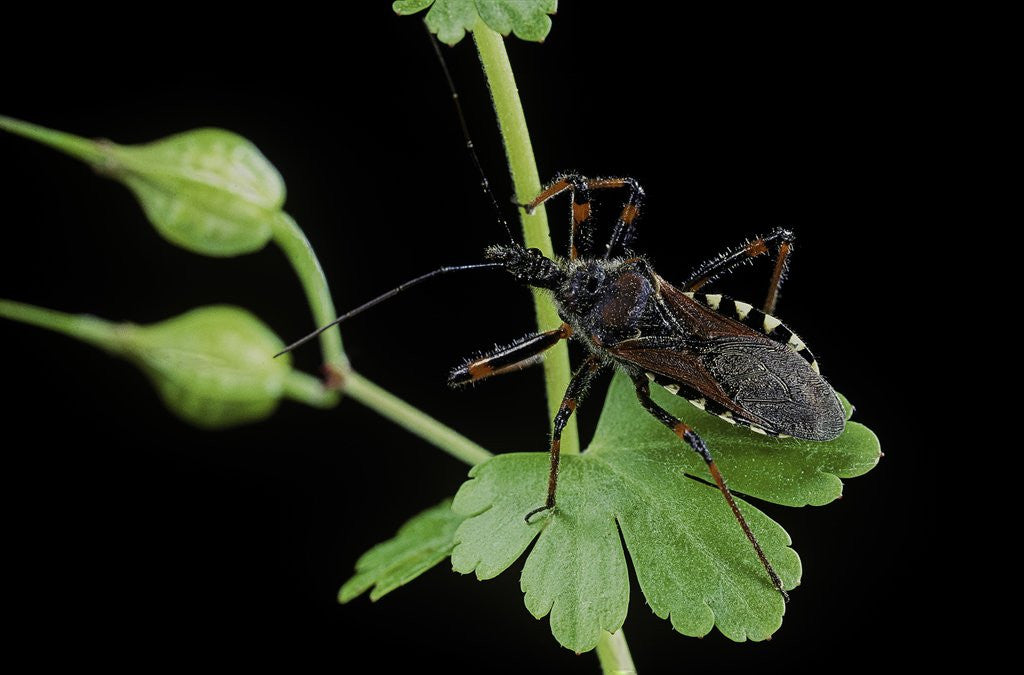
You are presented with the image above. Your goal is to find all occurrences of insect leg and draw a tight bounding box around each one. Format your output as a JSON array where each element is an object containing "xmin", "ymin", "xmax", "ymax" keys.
[
  {"xmin": 630, "ymin": 373, "xmax": 790, "ymax": 601},
  {"xmin": 682, "ymin": 228, "xmax": 796, "ymax": 314},
  {"xmin": 448, "ymin": 323, "xmax": 572, "ymax": 386},
  {"xmin": 587, "ymin": 177, "xmax": 646, "ymax": 259},
  {"xmin": 524, "ymin": 355, "xmax": 604, "ymax": 522},
  {"xmin": 525, "ymin": 174, "xmax": 646, "ymax": 260},
  {"xmin": 524, "ymin": 172, "xmax": 595, "ymax": 260}
]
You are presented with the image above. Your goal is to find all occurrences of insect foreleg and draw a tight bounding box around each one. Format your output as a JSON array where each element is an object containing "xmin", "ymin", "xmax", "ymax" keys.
[
  {"xmin": 524, "ymin": 355, "xmax": 604, "ymax": 523},
  {"xmin": 588, "ymin": 176, "xmax": 646, "ymax": 259},
  {"xmin": 525, "ymin": 172, "xmax": 593, "ymax": 261},
  {"xmin": 524, "ymin": 173, "xmax": 646, "ymax": 261},
  {"xmin": 449, "ymin": 324, "xmax": 572, "ymax": 386},
  {"xmin": 682, "ymin": 227, "xmax": 796, "ymax": 314},
  {"xmin": 630, "ymin": 373, "xmax": 790, "ymax": 601}
]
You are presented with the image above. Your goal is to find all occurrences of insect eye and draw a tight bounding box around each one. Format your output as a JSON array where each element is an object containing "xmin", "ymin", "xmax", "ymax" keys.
[
  {"xmin": 585, "ymin": 276, "xmax": 602, "ymax": 294},
  {"xmin": 526, "ymin": 247, "xmax": 543, "ymax": 257}
]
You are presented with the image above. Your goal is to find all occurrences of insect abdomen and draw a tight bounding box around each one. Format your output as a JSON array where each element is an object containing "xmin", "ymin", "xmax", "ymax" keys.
[{"xmin": 683, "ymin": 291, "xmax": 822, "ymax": 374}]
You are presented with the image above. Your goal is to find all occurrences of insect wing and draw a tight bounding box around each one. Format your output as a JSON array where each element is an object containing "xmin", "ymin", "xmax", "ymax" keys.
[
  {"xmin": 611, "ymin": 336, "xmax": 843, "ymax": 440},
  {"xmin": 614, "ymin": 278, "xmax": 845, "ymax": 440},
  {"xmin": 702, "ymin": 337, "xmax": 845, "ymax": 440}
]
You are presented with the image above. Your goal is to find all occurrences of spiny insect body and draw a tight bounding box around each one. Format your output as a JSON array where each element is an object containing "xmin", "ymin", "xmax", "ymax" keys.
[{"xmin": 279, "ymin": 33, "xmax": 845, "ymax": 601}]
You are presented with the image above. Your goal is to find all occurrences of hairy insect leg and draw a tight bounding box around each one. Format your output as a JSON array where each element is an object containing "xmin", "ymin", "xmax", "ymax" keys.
[
  {"xmin": 588, "ymin": 177, "xmax": 646, "ymax": 259},
  {"xmin": 682, "ymin": 227, "xmax": 796, "ymax": 314},
  {"xmin": 449, "ymin": 323, "xmax": 572, "ymax": 386},
  {"xmin": 630, "ymin": 373, "xmax": 790, "ymax": 601},
  {"xmin": 524, "ymin": 355, "xmax": 604, "ymax": 523},
  {"xmin": 524, "ymin": 172, "xmax": 595, "ymax": 260},
  {"xmin": 524, "ymin": 173, "xmax": 646, "ymax": 261}
]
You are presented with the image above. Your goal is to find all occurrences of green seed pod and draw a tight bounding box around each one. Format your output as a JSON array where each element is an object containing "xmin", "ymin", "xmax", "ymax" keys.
[
  {"xmin": 121, "ymin": 305, "xmax": 299, "ymax": 428},
  {"xmin": 0, "ymin": 300, "xmax": 337, "ymax": 429},
  {"xmin": 109, "ymin": 129, "xmax": 285, "ymax": 256},
  {"xmin": 0, "ymin": 117, "xmax": 285, "ymax": 256}
]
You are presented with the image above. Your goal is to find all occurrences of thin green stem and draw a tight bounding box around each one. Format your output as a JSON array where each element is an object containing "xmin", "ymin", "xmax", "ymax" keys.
[
  {"xmin": 472, "ymin": 23, "xmax": 637, "ymax": 673},
  {"xmin": 343, "ymin": 371, "xmax": 493, "ymax": 467},
  {"xmin": 0, "ymin": 299, "xmax": 119, "ymax": 352},
  {"xmin": 596, "ymin": 630, "xmax": 637, "ymax": 675},
  {"xmin": 270, "ymin": 212, "xmax": 349, "ymax": 377},
  {"xmin": 284, "ymin": 371, "xmax": 341, "ymax": 409},
  {"xmin": 472, "ymin": 19, "xmax": 579, "ymax": 456},
  {"xmin": 0, "ymin": 115, "xmax": 111, "ymax": 166}
]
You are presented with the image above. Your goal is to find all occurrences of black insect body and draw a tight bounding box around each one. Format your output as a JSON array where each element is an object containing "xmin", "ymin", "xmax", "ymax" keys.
[
  {"xmin": 444, "ymin": 175, "xmax": 845, "ymax": 600},
  {"xmin": 277, "ymin": 31, "xmax": 844, "ymax": 601}
]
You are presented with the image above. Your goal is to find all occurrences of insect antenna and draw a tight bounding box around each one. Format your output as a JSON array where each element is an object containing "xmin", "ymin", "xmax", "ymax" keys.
[
  {"xmin": 426, "ymin": 24, "xmax": 516, "ymax": 245},
  {"xmin": 277, "ymin": 30, "xmax": 519, "ymax": 360},
  {"xmin": 274, "ymin": 262, "xmax": 503, "ymax": 358}
]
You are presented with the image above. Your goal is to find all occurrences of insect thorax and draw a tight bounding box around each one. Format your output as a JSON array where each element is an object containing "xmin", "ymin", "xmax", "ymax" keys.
[{"xmin": 553, "ymin": 257, "xmax": 669, "ymax": 346}]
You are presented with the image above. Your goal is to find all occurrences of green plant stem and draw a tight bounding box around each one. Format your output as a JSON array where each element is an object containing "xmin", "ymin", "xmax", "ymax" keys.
[
  {"xmin": 0, "ymin": 299, "xmax": 118, "ymax": 351},
  {"xmin": 595, "ymin": 630, "xmax": 637, "ymax": 675},
  {"xmin": 472, "ymin": 21, "xmax": 631, "ymax": 672},
  {"xmin": 0, "ymin": 115, "xmax": 110, "ymax": 166},
  {"xmin": 270, "ymin": 212, "xmax": 349, "ymax": 377},
  {"xmin": 472, "ymin": 19, "xmax": 579, "ymax": 457},
  {"xmin": 284, "ymin": 371, "xmax": 342, "ymax": 409},
  {"xmin": 343, "ymin": 371, "xmax": 493, "ymax": 466}
]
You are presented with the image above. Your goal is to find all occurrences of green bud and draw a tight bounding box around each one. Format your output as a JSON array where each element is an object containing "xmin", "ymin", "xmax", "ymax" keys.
[
  {"xmin": 0, "ymin": 117, "xmax": 284, "ymax": 256},
  {"xmin": 0, "ymin": 300, "xmax": 337, "ymax": 429},
  {"xmin": 121, "ymin": 305, "xmax": 303, "ymax": 428}
]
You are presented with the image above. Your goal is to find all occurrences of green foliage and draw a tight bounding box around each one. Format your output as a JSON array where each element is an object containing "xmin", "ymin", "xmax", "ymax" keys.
[
  {"xmin": 590, "ymin": 378, "xmax": 879, "ymax": 508},
  {"xmin": 447, "ymin": 372, "xmax": 880, "ymax": 652},
  {"xmin": 339, "ymin": 499, "xmax": 465, "ymax": 602},
  {"xmin": 336, "ymin": 372, "xmax": 880, "ymax": 652},
  {"xmin": 394, "ymin": 0, "xmax": 558, "ymax": 45},
  {"xmin": 3, "ymin": 10, "xmax": 882, "ymax": 668}
]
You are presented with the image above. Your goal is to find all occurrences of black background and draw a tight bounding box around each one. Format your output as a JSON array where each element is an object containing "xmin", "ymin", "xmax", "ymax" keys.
[{"xmin": 2, "ymin": 5, "xmax": 937, "ymax": 672}]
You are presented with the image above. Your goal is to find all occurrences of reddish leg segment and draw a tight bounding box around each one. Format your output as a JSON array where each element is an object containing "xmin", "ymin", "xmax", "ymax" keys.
[
  {"xmin": 449, "ymin": 324, "xmax": 572, "ymax": 386},
  {"xmin": 525, "ymin": 173, "xmax": 646, "ymax": 261},
  {"xmin": 630, "ymin": 372, "xmax": 789, "ymax": 601},
  {"xmin": 524, "ymin": 355, "xmax": 604, "ymax": 522}
]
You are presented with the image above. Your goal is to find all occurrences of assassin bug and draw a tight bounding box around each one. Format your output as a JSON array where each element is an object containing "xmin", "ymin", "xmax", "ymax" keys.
[{"xmin": 278, "ymin": 30, "xmax": 845, "ymax": 601}]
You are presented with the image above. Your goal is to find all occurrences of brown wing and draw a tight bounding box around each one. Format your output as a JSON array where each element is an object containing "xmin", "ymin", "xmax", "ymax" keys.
[
  {"xmin": 612, "ymin": 274, "xmax": 770, "ymax": 419},
  {"xmin": 608, "ymin": 338, "xmax": 748, "ymax": 418},
  {"xmin": 609, "ymin": 276, "xmax": 845, "ymax": 440},
  {"xmin": 654, "ymin": 275, "xmax": 757, "ymax": 340}
]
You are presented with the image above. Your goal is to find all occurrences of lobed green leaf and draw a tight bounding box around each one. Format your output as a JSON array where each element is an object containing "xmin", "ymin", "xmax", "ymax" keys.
[
  {"xmin": 449, "ymin": 371, "xmax": 881, "ymax": 652},
  {"xmin": 340, "ymin": 499, "xmax": 465, "ymax": 602},
  {"xmin": 394, "ymin": 0, "xmax": 558, "ymax": 45},
  {"xmin": 589, "ymin": 373, "xmax": 881, "ymax": 507}
]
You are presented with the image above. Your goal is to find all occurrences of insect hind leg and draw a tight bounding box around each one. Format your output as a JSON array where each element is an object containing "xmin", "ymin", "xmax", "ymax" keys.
[{"xmin": 629, "ymin": 372, "xmax": 789, "ymax": 601}]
